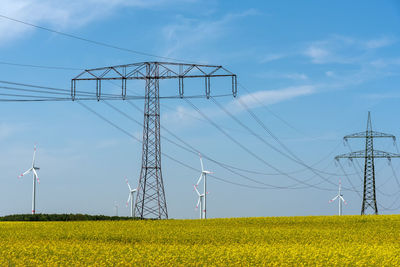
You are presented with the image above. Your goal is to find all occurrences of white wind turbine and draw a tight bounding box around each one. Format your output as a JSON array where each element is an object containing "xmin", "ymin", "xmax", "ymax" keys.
[
  {"xmin": 194, "ymin": 154, "xmax": 212, "ymax": 219},
  {"xmin": 125, "ymin": 178, "xmax": 137, "ymax": 217},
  {"xmin": 18, "ymin": 144, "xmax": 40, "ymax": 214},
  {"xmin": 329, "ymin": 179, "xmax": 347, "ymax": 216},
  {"xmin": 114, "ymin": 201, "xmax": 119, "ymax": 217}
]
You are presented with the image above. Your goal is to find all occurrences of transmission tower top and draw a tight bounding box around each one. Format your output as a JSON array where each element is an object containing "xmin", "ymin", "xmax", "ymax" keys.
[
  {"xmin": 71, "ymin": 61, "xmax": 237, "ymax": 219},
  {"xmin": 71, "ymin": 61, "xmax": 237, "ymax": 101},
  {"xmin": 335, "ymin": 111, "xmax": 400, "ymax": 215}
]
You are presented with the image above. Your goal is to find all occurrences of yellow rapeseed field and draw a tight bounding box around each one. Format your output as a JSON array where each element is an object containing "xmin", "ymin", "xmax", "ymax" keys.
[{"xmin": 1, "ymin": 215, "xmax": 400, "ymax": 265}]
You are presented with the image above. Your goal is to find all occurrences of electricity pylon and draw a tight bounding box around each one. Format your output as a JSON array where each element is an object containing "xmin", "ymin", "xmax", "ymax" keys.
[
  {"xmin": 72, "ymin": 62, "xmax": 237, "ymax": 219},
  {"xmin": 335, "ymin": 112, "xmax": 400, "ymax": 215}
]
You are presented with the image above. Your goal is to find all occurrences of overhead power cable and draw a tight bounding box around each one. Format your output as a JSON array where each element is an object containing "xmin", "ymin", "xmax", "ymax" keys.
[
  {"xmin": 106, "ymin": 100, "xmax": 312, "ymax": 189},
  {"xmin": 184, "ymin": 98, "xmax": 345, "ymax": 192},
  {"xmin": 233, "ymin": 96, "xmax": 348, "ymax": 185},
  {"xmin": 212, "ymin": 96, "xmax": 352, "ymax": 178},
  {"xmin": 0, "ymin": 60, "xmax": 82, "ymax": 71},
  {"xmin": 238, "ymin": 83, "xmax": 306, "ymax": 135},
  {"xmin": 126, "ymin": 100, "xmax": 306, "ymax": 178},
  {"xmin": 0, "ymin": 14, "xmax": 195, "ymax": 64},
  {"xmin": 210, "ymin": 96, "xmax": 362, "ymax": 193},
  {"xmin": 338, "ymin": 161, "xmax": 400, "ymax": 211},
  {"xmin": 0, "ymin": 80, "xmax": 232, "ymax": 102},
  {"xmin": 345, "ymin": 141, "xmax": 400, "ymax": 197},
  {"xmin": 77, "ymin": 101, "xmax": 308, "ymax": 190},
  {"xmin": 337, "ymin": 161, "xmax": 362, "ymax": 196}
]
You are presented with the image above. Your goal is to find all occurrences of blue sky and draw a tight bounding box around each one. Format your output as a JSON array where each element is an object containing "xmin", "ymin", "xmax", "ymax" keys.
[{"xmin": 1, "ymin": 0, "xmax": 400, "ymax": 218}]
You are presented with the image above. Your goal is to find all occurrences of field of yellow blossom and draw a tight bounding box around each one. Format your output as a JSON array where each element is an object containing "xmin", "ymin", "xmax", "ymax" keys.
[{"xmin": 1, "ymin": 215, "xmax": 400, "ymax": 265}]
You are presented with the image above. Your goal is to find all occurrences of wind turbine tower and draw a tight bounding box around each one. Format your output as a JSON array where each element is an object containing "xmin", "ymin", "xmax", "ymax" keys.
[
  {"xmin": 329, "ymin": 179, "xmax": 347, "ymax": 216},
  {"xmin": 194, "ymin": 154, "xmax": 212, "ymax": 219},
  {"xmin": 125, "ymin": 178, "xmax": 137, "ymax": 217},
  {"xmin": 18, "ymin": 145, "xmax": 40, "ymax": 214}
]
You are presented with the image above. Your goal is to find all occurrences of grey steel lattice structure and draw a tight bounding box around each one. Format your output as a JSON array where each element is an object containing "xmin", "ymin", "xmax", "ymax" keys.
[
  {"xmin": 72, "ymin": 62, "xmax": 237, "ymax": 219},
  {"xmin": 335, "ymin": 112, "xmax": 400, "ymax": 215}
]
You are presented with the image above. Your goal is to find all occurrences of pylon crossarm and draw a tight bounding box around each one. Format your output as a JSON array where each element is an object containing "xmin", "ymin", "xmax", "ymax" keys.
[
  {"xmin": 344, "ymin": 131, "xmax": 396, "ymax": 141},
  {"xmin": 72, "ymin": 62, "xmax": 235, "ymax": 80},
  {"xmin": 71, "ymin": 62, "xmax": 237, "ymax": 100},
  {"xmin": 335, "ymin": 150, "xmax": 400, "ymax": 160}
]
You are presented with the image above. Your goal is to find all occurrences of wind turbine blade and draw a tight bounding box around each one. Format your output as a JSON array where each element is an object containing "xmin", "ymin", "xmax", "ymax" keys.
[
  {"xmin": 195, "ymin": 198, "xmax": 201, "ymax": 209},
  {"xmin": 199, "ymin": 153, "xmax": 204, "ymax": 172},
  {"xmin": 194, "ymin": 185, "xmax": 201, "ymax": 196},
  {"xmin": 125, "ymin": 177, "xmax": 132, "ymax": 191},
  {"xmin": 196, "ymin": 174, "xmax": 203, "ymax": 186},
  {"xmin": 18, "ymin": 168, "xmax": 32, "ymax": 178},
  {"xmin": 126, "ymin": 194, "xmax": 131, "ymax": 207},
  {"xmin": 32, "ymin": 168, "xmax": 40, "ymax": 184},
  {"xmin": 329, "ymin": 195, "xmax": 339, "ymax": 203},
  {"xmin": 340, "ymin": 196, "xmax": 347, "ymax": 205},
  {"xmin": 32, "ymin": 144, "xmax": 37, "ymax": 167}
]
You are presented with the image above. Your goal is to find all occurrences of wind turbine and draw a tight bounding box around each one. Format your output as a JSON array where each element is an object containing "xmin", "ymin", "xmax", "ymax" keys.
[
  {"xmin": 125, "ymin": 178, "xmax": 137, "ymax": 217},
  {"xmin": 114, "ymin": 201, "xmax": 118, "ymax": 217},
  {"xmin": 194, "ymin": 154, "xmax": 212, "ymax": 219},
  {"xmin": 329, "ymin": 179, "xmax": 347, "ymax": 216},
  {"xmin": 18, "ymin": 144, "xmax": 40, "ymax": 214}
]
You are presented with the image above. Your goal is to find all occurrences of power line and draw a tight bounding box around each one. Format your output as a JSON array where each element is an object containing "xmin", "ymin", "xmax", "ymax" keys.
[
  {"xmin": 127, "ymin": 100, "xmax": 312, "ymax": 178},
  {"xmin": 212, "ymin": 96, "xmax": 352, "ymax": 178},
  {"xmin": 238, "ymin": 83, "xmax": 306, "ymax": 135},
  {"xmin": 338, "ymin": 161, "xmax": 362, "ymax": 196},
  {"xmin": 185, "ymin": 98, "xmax": 340, "ymax": 192},
  {"xmin": 0, "ymin": 85, "xmax": 71, "ymax": 96},
  {"xmin": 78, "ymin": 100, "xmax": 307, "ymax": 190},
  {"xmin": 0, "ymin": 80, "xmax": 232, "ymax": 102},
  {"xmin": 106, "ymin": 100, "xmax": 311, "ymax": 189},
  {"xmin": 0, "ymin": 60, "xmax": 82, "ymax": 71},
  {"xmin": 338, "ymin": 160, "xmax": 400, "ymax": 211},
  {"xmin": 210, "ymin": 96, "xmax": 361, "ymax": 192},
  {"xmin": 345, "ymin": 141, "xmax": 400, "ymax": 197},
  {"xmin": 234, "ymin": 96, "xmax": 346, "ymax": 183},
  {"xmin": 0, "ymin": 14, "xmax": 195, "ymax": 64}
]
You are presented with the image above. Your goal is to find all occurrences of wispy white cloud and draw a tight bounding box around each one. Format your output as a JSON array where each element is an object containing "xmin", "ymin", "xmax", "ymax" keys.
[
  {"xmin": 304, "ymin": 36, "xmax": 355, "ymax": 64},
  {"xmin": 256, "ymin": 71, "xmax": 308, "ymax": 80},
  {"xmin": 162, "ymin": 105, "xmax": 203, "ymax": 126},
  {"xmin": 305, "ymin": 46, "xmax": 331, "ymax": 64},
  {"xmin": 162, "ymin": 9, "xmax": 259, "ymax": 58},
  {"xmin": 364, "ymin": 37, "xmax": 395, "ymax": 49},
  {"xmin": 283, "ymin": 73, "xmax": 308, "ymax": 80},
  {"xmin": 260, "ymin": 53, "xmax": 286, "ymax": 63},
  {"xmin": 362, "ymin": 92, "xmax": 400, "ymax": 100},
  {"xmin": 325, "ymin": 71, "xmax": 335, "ymax": 77},
  {"xmin": 234, "ymin": 85, "xmax": 316, "ymax": 110},
  {"xmin": 0, "ymin": 0, "xmax": 196, "ymax": 44},
  {"xmin": 161, "ymin": 86, "xmax": 316, "ymax": 128},
  {"xmin": 0, "ymin": 122, "xmax": 24, "ymax": 141},
  {"xmin": 369, "ymin": 57, "xmax": 400, "ymax": 68},
  {"xmin": 303, "ymin": 35, "xmax": 396, "ymax": 64}
]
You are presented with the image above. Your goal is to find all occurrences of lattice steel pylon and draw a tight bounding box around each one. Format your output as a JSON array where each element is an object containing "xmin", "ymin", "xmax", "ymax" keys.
[
  {"xmin": 71, "ymin": 62, "xmax": 237, "ymax": 219},
  {"xmin": 335, "ymin": 112, "xmax": 400, "ymax": 215}
]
